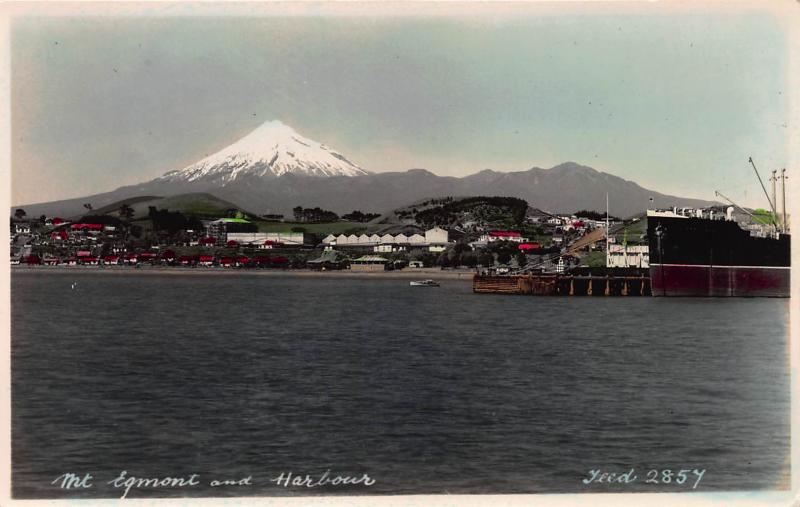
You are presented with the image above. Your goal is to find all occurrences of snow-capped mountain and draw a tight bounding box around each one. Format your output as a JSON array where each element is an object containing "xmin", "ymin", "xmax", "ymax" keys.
[{"xmin": 158, "ymin": 120, "xmax": 369, "ymax": 183}]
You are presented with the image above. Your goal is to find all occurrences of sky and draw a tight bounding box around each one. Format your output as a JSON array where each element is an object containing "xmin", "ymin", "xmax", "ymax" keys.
[{"xmin": 9, "ymin": 3, "xmax": 796, "ymax": 208}]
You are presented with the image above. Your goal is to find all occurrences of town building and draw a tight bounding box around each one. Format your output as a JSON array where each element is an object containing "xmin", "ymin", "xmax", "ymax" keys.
[
  {"xmin": 227, "ymin": 231, "xmax": 309, "ymax": 247},
  {"xmin": 350, "ymin": 255, "xmax": 389, "ymax": 272},
  {"xmin": 607, "ymin": 244, "xmax": 650, "ymax": 268}
]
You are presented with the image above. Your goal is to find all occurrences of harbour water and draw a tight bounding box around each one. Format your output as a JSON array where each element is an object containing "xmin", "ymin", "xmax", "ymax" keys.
[{"xmin": 11, "ymin": 271, "xmax": 790, "ymax": 498}]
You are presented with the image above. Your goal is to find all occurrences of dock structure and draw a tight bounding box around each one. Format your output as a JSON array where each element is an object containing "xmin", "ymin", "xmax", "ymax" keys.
[{"xmin": 473, "ymin": 273, "xmax": 652, "ymax": 296}]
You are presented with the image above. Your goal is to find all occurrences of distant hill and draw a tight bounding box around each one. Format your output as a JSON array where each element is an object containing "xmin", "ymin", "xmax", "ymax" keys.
[{"xmin": 70, "ymin": 193, "xmax": 253, "ymax": 221}]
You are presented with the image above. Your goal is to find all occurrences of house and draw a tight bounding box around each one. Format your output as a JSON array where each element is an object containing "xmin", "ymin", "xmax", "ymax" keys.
[
  {"xmin": 14, "ymin": 223, "xmax": 32, "ymax": 235},
  {"xmin": 350, "ymin": 255, "xmax": 388, "ymax": 272},
  {"xmin": 408, "ymin": 260, "xmax": 424, "ymax": 268},
  {"xmin": 236, "ymin": 255, "xmax": 250, "ymax": 267},
  {"xmin": 480, "ymin": 231, "xmax": 525, "ymax": 243},
  {"xmin": 42, "ymin": 256, "xmax": 60, "ymax": 265},
  {"xmin": 162, "ymin": 250, "xmax": 177, "ymax": 264},
  {"xmin": 198, "ymin": 255, "xmax": 215, "ymax": 267},
  {"xmin": 50, "ymin": 230, "xmax": 69, "ymax": 241},
  {"xmin": 219, "ymin": 256, "xmax": 235, "ymax": 267},
  {"xmin": 103, "ymin": 255, "xmax": 120, "ymax": 265}
]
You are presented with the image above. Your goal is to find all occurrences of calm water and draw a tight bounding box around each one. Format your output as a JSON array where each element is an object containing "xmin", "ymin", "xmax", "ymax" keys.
[{"xmin": 11, "ymin": 270, "xmax": 790, "ymax": 498}]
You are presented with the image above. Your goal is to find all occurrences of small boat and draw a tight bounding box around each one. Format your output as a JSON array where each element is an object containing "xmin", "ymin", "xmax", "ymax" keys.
[{"xmin": 410, "ymin": 279, "xmax": 440, "ymax": 287}]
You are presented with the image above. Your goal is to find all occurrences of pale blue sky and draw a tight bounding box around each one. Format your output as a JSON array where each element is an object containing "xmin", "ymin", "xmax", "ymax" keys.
[{"xmin": 11, "ymin": 8, "xmax": 791, "ymax": 207}]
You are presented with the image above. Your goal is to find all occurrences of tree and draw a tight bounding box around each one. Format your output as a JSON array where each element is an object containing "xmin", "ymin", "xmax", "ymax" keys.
[
  {"xmin": 478, "ymin": 251, "xmax": 495, "ymax": 267},
  {"xmin": 119, "ymin": 203, "xmax": 135, "ymax": 221},
  {"xmin": 293, "ymin": 206, "xmax": 304, "ymax": 222},
  {"xmin": 14, "ymin": 209, "xmax": 26, "ymax": 220}
]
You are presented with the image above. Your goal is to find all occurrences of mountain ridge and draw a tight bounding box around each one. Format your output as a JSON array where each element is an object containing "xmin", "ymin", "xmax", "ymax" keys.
[{"xmin": 14, "ymin": 161, "xmax": 717, "ymax": 219}]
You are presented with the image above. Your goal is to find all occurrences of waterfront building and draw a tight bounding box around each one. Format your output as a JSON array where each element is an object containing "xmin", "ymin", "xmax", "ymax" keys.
[
  {"xmin": 350, "ymin": 255, "xmax": 389, "ymax": 272},
  {"xmin": 607, "ymin": 244, "xmax": 650, "ymax": 268}
]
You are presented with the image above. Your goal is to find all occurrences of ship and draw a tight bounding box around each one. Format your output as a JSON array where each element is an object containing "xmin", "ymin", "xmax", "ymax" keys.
[{"xmin": 646, "ymin": 207, "xmax": 790, "ymax": 297}]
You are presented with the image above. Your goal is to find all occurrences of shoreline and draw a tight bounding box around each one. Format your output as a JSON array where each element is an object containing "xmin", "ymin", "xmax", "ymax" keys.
[{"xmin": 10, "ymin": 265, "xmax": 476, "ymax": 280}]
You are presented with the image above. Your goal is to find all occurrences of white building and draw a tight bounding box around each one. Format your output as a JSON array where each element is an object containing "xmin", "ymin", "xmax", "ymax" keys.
[
  {"xmin": 322, "ymin": 227, "xmax": 451, "ymax": 249},
  {"xmin": 227, "ymin": 232, "xmax": 307, "ymax": 246},
  {"xmin": 607, "ymin": 244, "xmax": 649, "ymax": 268}
]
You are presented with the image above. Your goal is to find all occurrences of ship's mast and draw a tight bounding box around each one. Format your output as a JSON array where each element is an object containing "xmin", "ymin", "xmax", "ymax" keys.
[
  {"xmin": 749, "ymin": 157, "xmax": 778, "ymax": 226},
  {"xmin": 781, "ymin": 168, "xmax": 788, "ymax": 233},
  {"xmin": 605, "ymin": 192, "xmax": 610, "ymax": 268},
  {"xmin": 770, "ymin": 169, "xmax": 778, "ymax": 230}
]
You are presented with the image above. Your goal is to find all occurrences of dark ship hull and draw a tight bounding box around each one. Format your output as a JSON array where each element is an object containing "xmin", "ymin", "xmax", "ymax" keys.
[{"xmin": 647, "ymin": 214, "xmax": 790, "ymax": 297}]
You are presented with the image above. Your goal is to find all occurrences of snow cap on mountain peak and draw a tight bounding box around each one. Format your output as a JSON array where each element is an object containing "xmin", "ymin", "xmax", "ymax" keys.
[{"xmin": 162, "ymin": 119, "xmax": 368, "ymax": 183}]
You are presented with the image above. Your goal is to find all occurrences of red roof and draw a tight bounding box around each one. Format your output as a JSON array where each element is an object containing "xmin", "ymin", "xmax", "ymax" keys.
[
  {"xmin": 226, "ymin": 240, "xmax": 239, "ymax": 247},
  {"xmin": 489, "ymin": 231, "xmax": 521, "ymax": 238},
  {"xmin": 220, "ymin": 257, "xmax": 234, "ymax": 265},
  {"xmin": 103, "ymin": 255, "xmax": 119, "ymax": 262},
  {"xmin": 25, "ymin": 255, "xmax": 41, "ymax": 264},
  {"xmin": 236, "ymin": 256, "xmax": 250, "ymax": 263},
  {"xmin": 162, "ymin": 250, "xmax": 176, "ymax": 259},
  {"xmin": 52, "ymin": 217, "xmax": 64, "ymax": 225},
  {"xmin": 138, "ymin": 252, "xmax": 157, "ymax": 259},
  {"xmin": 71, "ymin": 223, "xmax": 104, "ymax": 231},
  {"xmin": 76, "ymin": 250, "xmax": 92, "ymax": 257},
  {"xmin": 199, "ymin": 255, "xmax": 214, "ymax": 262},
  {"xmin": 51, "ymin": 230, "xmax": 69, "ymax": 240},
  {"xmin": 518, "ymin": 242, "xmax": 541, "ymax": 250}
]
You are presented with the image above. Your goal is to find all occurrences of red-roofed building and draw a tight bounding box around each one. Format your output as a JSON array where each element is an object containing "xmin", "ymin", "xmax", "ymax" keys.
[
  {"xmin": 219, "ymin": 256, "xmax": 235, "ymax": 267},
  {"xmin": 52, "ymin": 217, "xmax": 64, "ymax": 226},
  {"xmin": 24, "ymin": 255, "xmax": 41, "ymax": 265},
  {"xmin": 198, "ymin": 255, "xmax": 215, "ymax": 266},
  {"xmin": 42, "ymin": 256, "xmax": 59, "ymax": 265},
  {"xmin": 199, "ymin": 236, "xmax": 217, "ymax": 246},
  {"xmin": 124, "ymin": 253, "xmax": 138, "ymax": 264},
  {"xmin": 178, "ymin": 255, "xmax": 194, "ymax": 266},
  {"xmin": 518, "ymin": 242, "xmax": 541, "ymax": 251},
  {"xmin": 236, "ymin": 255, "xmax": 250, "ymax": 267},
  {"xmin": 226, "ymin": 240, "xmax": 239, "ymax": 248},
  {"xmin": 71, "ymin": 223, "xmax": 104, "ymax": 231},
  {"xmin": 138, "ymin": 252, "xmax": 158, "ymax": 263},
  {"xmin": 50, "ymin": 230, "xmax": 69, "ymax": 241},
  {"xmin": 253, "ymin": 255, "xmax": 271, "ymax": 266},
  {"xmin": 162, "ymin": 250, "xmax": 177, "ymax": 262},
  {"xmin": 103, "ymin": 255, "xmax": 120, "ymax": 265},
  {"xmin": 79, "ymin": 255, "xmax": 99, "ymax": 265}
]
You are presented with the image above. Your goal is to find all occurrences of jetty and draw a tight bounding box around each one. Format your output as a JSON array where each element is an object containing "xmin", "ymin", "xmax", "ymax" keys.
[{"xmin": 473, "ymin": 268, "xmax": 652, "ymax": 296}]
